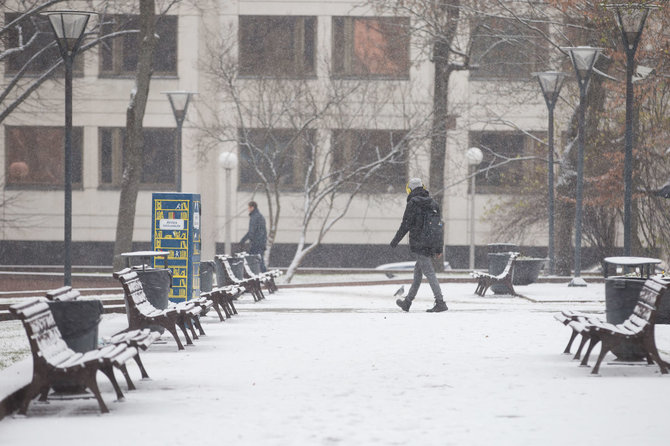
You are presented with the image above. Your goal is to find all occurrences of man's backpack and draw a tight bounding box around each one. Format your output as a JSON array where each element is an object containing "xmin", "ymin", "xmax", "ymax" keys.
[{"xmin": 420, "ymin": 203, "xmax": 444, "ymax": 252}]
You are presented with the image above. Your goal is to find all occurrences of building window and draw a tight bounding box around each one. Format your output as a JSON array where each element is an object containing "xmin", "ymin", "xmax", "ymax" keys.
[
  {"xmin": 238, "ymin": 16, "xmax": 316, "ymax": 78},
  {"xmin": 469, "ymin": 131, "xmax": 545, "ymax": 194},
  {"xmin": 99, "ymin": 14, "xmax": 177, "ymax": 76},
  {"xmin": 4, "ymin": 13, "xmax": 83, "ymax": 75},
  {"xmin": 99, "ymin": 127, "xmax": 177, "ymax": 189},
  {"xmin": 331, "ymin": 129, "xmax": 407, "ymax": 193},
  {"xmin": 5, "ymin": 126, "xmax": 83, "ymax": 188},
  {"xmin": 332, "ymin": 17, "xmax": 410, "ymax": 79},
  {"xmin": 470, "ymin": 17, "xmax": 546, "ymax": 80},
  {"xmin": 238, "ymin": 129, "xmax": 313, "ymax": 190}
]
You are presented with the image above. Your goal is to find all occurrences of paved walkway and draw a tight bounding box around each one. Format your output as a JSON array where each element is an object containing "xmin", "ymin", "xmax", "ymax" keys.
[{"xmin": 1, "ymin": 282, "xmax": 669, "ymax": 445}]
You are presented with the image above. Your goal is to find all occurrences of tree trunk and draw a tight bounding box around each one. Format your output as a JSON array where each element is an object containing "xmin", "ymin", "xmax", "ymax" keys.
[{"xmin": 112, "ymin": 1, "xmax": 157, "ymax": 270}]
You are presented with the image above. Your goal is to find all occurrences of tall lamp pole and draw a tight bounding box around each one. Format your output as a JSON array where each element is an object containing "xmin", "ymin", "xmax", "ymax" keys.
[
  {"xmin": 534, "ymin": 71, "xmax": 566, "ymax": 276},
  {"xmin": 163, "ymin": 91, "xmax": 195, "ymax": 192},
  {"xmin": 606, "ymin": 3, "xmax": 655, "ymax": 256},
  {"xmin": 44, "ymin": 10, "xmax": 95, "ymax": 286},
  {"xmin": 466, "ymin": 147, "xmax": 483, "ymax": 270},
  {"xmin": 218, "ymin": 151, "xmax": 238, "ymax": 255},
  {"xmin": 563, "ymin": 46, "xmax": 601, "ymax": 287}
]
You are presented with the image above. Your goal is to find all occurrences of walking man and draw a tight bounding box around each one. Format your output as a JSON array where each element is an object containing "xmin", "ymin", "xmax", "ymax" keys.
[
  {"xmin": 240, "ymin": 201, "xmax": 268, "ymax": 272},
  {"xmin": 390, "ymin": 178, "xmax": 447, "ymax": 312}
]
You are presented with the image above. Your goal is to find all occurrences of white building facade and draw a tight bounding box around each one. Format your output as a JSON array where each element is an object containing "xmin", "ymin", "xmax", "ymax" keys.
[{"xmin": 1, "ymin": 0, "xmax": 557, "ymax": 269}]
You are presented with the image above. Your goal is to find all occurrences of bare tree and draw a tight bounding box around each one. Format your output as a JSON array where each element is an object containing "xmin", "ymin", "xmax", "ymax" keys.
[
  {"xmin": 196, "ymin": 24, "xmax": 430, "ymax": 282},
  {"xmin": 110, "ymin": 0, "xmax": 158, "ymax": 269}
]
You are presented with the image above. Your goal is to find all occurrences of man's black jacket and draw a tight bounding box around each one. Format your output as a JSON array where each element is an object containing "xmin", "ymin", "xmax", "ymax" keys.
[{"xmin": 390, "ymin": 187, "xmax": 441, "ymax": 256}]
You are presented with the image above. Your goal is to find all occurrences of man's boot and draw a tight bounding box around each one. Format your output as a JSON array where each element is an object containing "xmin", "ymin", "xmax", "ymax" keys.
[
  {"xmin": 396, "ymin": 298, "xmax": 412, "ymax": 312},
  {"xmin": 426, "ymin": 298, "xmax": 448, "ymax": 313}
]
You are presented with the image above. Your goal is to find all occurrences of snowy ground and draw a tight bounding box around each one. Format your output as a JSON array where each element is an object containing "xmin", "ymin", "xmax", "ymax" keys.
[{"xmin": 1, "ymin": 281, "xmax": 670, "ymax": 445}]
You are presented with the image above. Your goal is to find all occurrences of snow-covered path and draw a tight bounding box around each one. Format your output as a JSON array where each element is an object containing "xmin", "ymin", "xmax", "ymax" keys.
[{"xmin": 1, "ymin": 283, "xmax": 669, "ymax": 445}]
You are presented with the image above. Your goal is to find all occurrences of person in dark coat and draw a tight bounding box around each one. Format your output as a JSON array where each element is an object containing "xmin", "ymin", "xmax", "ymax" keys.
[
  {"xmin": 390, "ymin": 178, "xmax": 447, "ymax": 312},
  {"xmin": 240, "ymin": 201, "xmax": 268, "ymax": 272}
]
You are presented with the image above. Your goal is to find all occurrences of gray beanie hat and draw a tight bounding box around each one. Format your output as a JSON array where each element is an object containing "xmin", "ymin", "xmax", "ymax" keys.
[{"xmin": 407, "ymin": 177, "xmax": 423, "ymax": 191}]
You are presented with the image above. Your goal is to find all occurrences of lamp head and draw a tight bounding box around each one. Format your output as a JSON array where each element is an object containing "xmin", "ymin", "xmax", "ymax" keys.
[{"xmin": 43, "ymin": 10, "xmax": 96, "ymax": 57}]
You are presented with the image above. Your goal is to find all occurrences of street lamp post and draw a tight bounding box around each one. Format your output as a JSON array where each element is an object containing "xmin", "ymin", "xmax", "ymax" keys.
[
  {"xmin": 534, "ymin": 71, "xmax": 566, "ymax": 276},
  {"xmin": 44, "ymin": 10, "xmax": 95, "ymax": 286},
  {"xmin": 466, "ymin": 147, "xmax": 483, "ymax": 270},
  {"xmin": 563, "ymin": 46, "xmax": 601, "ymax": 287},
  {"xmin": 218, "ymin": 151, "xmax": 238, "ymax": 256},
  {"xmin": 606, "ymin": 3, "xmax": 655, "ymax": 256},
  {"xmin": 163, "ymin": 91, "xmax": 195, "ymax": 192}
]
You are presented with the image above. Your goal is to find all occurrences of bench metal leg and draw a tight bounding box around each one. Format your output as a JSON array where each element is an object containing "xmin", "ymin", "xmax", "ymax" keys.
[
  {"xmin": 133, "ymin": 353, "xmax": 150, "ymax": 379},
  {"xmin": 100, "ymin": 364, "xmax": 125, "ymax": 400},
  {"xmin": 573, "ymin": 335, "xmax": 589, "ymax": 360},
  {"xmin": 580, "ymin": 337, "xmax": 600, "ymax": 366},
  {"xmin": 564, "ymin": 330, "xmax": 579, "ymax": 354},
  {"xmin": 84, "ymin": 369, "xmax": 109, "ymax": 414},
  {"xmin": 164, "ymin": 324, "xmax": 185, "ymax": 350}
]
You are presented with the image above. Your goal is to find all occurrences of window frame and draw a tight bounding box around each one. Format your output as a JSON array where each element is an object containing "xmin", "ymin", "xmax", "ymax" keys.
[
  {"xmin": 238, "ymin": 15, "xmax": 317, "ymax": 79},
  {"xmin": 98, "ymin": 14, "xmax": 178, "ymax": 78},
  {"xmin": 469, "ymin": 130, "xmax": 546, "ymax": 195},
  {"xmin": 331, "ymin": 16, "xmax": 411, "ymax": 80},
  {"xmin": 4, "ymin": 125, "xmax": 84, "ymax": 190},
  {"xmin": 331, "ymin": 129, "xmax": 408, "ymax": 194},
  {"xmin": 469, "ymin": 16, "xmax": 547, "ymax": 81},
  {"xmin": 4, "ymin": 12, "xmax": 84, "ymax": 77},
  {"xmin": 98, "ymin": 127, "xmax": 179, "ymax": 190},
  {"xmin": 237, "ymin": 128, "xmax": 314, "ymax": 192}
]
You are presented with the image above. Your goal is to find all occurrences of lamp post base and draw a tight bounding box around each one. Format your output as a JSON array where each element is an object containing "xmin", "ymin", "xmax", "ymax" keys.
[{"xmin": 568, "ymin": 277, "xmax": 588, "ymax": 287}]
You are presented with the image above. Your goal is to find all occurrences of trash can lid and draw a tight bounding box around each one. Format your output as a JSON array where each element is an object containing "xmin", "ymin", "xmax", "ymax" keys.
[{"xmin": 603, "ymin": 256, "xmax": 661, "ymax": 266}]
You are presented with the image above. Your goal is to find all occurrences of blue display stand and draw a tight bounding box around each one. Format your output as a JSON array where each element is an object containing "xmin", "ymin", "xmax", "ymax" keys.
[{"xmin": 151, "ymin": 193, "xmax": 201, "ymax": 302}]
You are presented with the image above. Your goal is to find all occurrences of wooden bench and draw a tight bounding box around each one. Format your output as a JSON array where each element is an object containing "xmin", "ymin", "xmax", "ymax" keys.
[
  {"xmin": 9, "ymin": 299, "xmax": 141, "ymax": 415},
  {"xmin": 471, "ymin": 252, "xmax": 519, "ymax": 297},
  {"xmin": 237, "ymin": 252, "xmax": 281, "ymax": 293},
  {"xmin": 44, "ymin": 286, "xmax": 159, "ymax": 383},
  {"xmin": 556, "ymin": 275, "xmax": 670, "ymax": 374},
  {"xmin": 215, "ymin": 255, "xmax": 265, "ymax": 301},
  {"xmin": 113, "ymin": 268, "xmax": 204, "ymax": 350},
  {"xmin": 201, "ymin": 285, "xmax": 241, "ymax": 321}
]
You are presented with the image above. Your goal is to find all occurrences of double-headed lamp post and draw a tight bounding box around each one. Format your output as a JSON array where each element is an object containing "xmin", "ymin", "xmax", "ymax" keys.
[
  {"xmin": 563, "ymin": 46, "xmax": 601, "ymax": 287},
  {"xmin": 534, "ymin": 71, "xmax": 566, "ymax": 276},
  {"xmin": 466, "ymin": 147, "xmax": 483, "ymax": 270},
  {"xmin": 218, "ymin": 151, "xmax": 238, "ymax": 255},
  {"xmin": 163, "ymin": 91, "xmax": 195, "ymax": 192},
  {"xmin": 606, "ymin": 3, "xmax": 656, "ymax": 256},
  {"xmin": 44, "ymin": 10, "xmax": 95, "ymax": 286}
]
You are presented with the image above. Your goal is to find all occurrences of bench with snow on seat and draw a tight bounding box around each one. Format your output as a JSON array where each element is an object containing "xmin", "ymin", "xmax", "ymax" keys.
[
  {"xmin": 45, "ymin": 286, "xmax": 160, "ymax": 380},
  {"xmin": 471, "ymin": 252, "xmax": 519, "ymax": 297},
  {"xmin": 9, "ymin": 299, "xmax": 141, "ymax": 415},
  {"xmin": 215, "ymin": 255, "xmax": 265, "ymax": 301},
  {"xmin": 236, "ymin": 252, "xmax": 281, "ymax": 293},
  {"xmin": 113, "ymin": 268, "xmax": 205, "ymax": 350},
  {"xmin": 200, "ymin": 285, "xmax": 241, "ymax": 321},
  {"xmin": 557, "ymin": 275, "xmax": 670, "ymax": 375},
  {"xmin": 554, "ymin": 309, "xmax": 604, "ymax": 359}
]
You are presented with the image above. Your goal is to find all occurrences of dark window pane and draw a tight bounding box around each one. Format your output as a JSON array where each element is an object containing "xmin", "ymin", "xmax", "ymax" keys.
[
  {"xmin": 470, "ymin": 131, "xmax": 545, "ymax": 194},
  {"xmin": 154, "ymin": 16, "xmax": 178, "ymax": 73},
  {"xmin": 238, "ymin": 128, "xmax": 312, "ymax": 190},
  {"xmin": 332, "ymin": 129, "xmax": 407, "ymax": 193},
  {"xmin": 142, "ymin": 129, "xmax": 176, "ymax": 184},
  {"xmin": 470, "ymin": 17, "xmax": 547, "ymax": 80},
  {"xmin": 98, "ymin": 127, "xmax": 176, "ymax": 189},
  {"xmin": 5, "ymin": 13, "xmax": 64, "ymax": 74},
  {"xmin": 239, "ymin": 16, "xmax": 316, "ymax": 77},
  {"xmin": 100, "ymin": 128, "xmax": 113, "ymax": 184},
  {"xmin": 5, "ymin": 126, "xmax": 83, "ymax": 188},
  {"xmin": 99, "ymin": 14, "xmax": 177, "ymax": 76}
]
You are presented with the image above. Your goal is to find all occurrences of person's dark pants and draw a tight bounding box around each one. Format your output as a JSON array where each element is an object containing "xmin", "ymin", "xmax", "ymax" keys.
[
  {"xmin": 251, "ymin": 250, "xmax": 267, "ymax": 273},
  {"xmin": 406, "ymin": 253, "xmax": 443, "ymax": 302}
]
